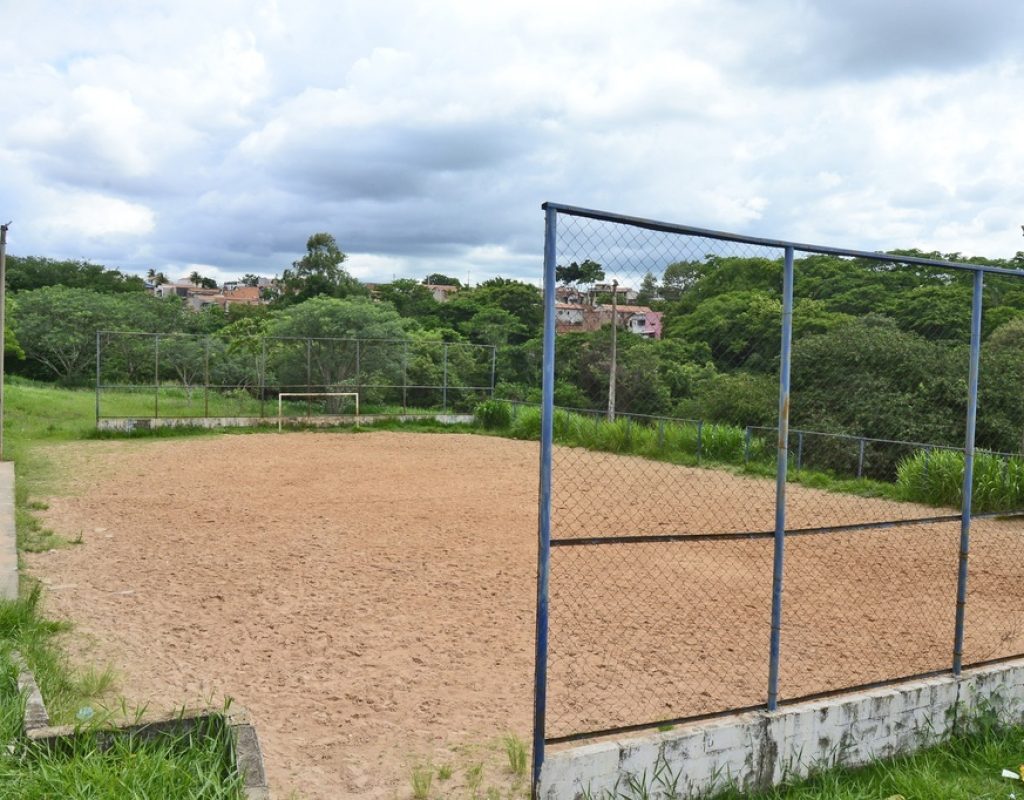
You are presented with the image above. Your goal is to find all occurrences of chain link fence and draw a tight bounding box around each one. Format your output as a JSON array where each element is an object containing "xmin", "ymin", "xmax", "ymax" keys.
[
  {"xmin": 532, "ymin": 204, "xmax": 1024, "ymax": 786},
  {"xmin": 96, "ymin": 332, "xmax": 497, "ymax": 421}
]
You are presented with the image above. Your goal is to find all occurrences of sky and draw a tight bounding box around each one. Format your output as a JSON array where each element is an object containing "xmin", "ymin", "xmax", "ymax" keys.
[{"xmin": 2, "ymin": 0, "xmax": 1024, "ymax": 286}]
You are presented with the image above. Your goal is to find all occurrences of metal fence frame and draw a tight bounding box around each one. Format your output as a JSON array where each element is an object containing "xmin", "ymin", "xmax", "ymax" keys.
[
  {"xmin": 531, "ymin": 202, "xmax": 1024, "ymax": 793},
  {"xmin": 95, "ymin": 331, "xmax": 498, "ymax": 422}
]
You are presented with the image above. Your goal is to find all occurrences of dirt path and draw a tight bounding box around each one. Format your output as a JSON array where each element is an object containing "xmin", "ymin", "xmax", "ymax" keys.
[{"xmin": 24, "ymin": 431, "xmax": 1024, "ymax": 798}]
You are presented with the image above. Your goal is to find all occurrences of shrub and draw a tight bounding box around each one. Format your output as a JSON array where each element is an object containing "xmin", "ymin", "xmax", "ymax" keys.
[
  {"xmin": 895, "ymin": 448, "xmax": 1024, "ymax": 513},
  {"xmin": 475, "ymin": 399, "xmax": 512, "ymax": 430}
]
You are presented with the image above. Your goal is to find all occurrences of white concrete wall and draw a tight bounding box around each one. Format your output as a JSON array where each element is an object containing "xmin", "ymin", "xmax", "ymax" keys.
[
  {"xmin": 96, "ymin": 414, "xmax": 475, "ymax": 432},
  {"xmin": 540, "ymin": 659, "xmax": 1024, "ymax": 799},
  {"xmin": 0, "ymin": 462, "xmax": 16, "ymax": 600}
]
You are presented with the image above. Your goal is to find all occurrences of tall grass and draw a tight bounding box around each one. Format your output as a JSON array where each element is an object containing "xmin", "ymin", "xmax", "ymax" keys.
[
  {"xmin": 491, "ymin": 400, "xmax": 1024, "ymax": 512},
  {"xmin": 501, "ymin": 404, "xmax": 772, "ymax": 466},
  {"xmin": 896, "ymin": 448, "xmax": 1024, "ymax": 512}
]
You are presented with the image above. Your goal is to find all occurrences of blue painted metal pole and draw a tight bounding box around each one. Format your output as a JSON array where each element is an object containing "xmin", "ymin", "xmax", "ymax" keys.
[
  {"xmin": 952, "ymin": 269, "xmax": 984, "ymax": 676},
  {"xmin": 531, "ymin": 205, "xmax": 557, "ymax": 797},
  {"xmin": 858, "ymin": 438, "xmax": 866, "ymax": 479},
  {"xmin": 767, "ymin": 246, "xmax": 795, "ymax": 711},
  {"xmin": 744, "ymin": 426, "xmax": 751, "ymax": 465},
  {"xmin": 697, "ymin": 419, "xmax": 704, "ymax": 462}
]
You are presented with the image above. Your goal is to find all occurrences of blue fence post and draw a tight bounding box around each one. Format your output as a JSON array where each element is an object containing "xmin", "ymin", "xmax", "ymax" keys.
[
  {"xmin": 953, "ymin": 269, "xmax": 984, "ymax": 676},
  {"xmin": 532, "ymin": 204, "xmax": 557, "ymax": 796},
  {"xmin": 154, "ymin": 333, "xmax": 160, "ymax": 419},
  {"xmin": 95, "ymin": 331, "xmax": 101, "ymax": 423},
  {"xmin": 658, "ymin": 418, "xmax": 665, "ymax": 451},
  {"xmin": 857, "ymin": 438, "xmax": 866, "ymax": 479},
  {"xmin": 697, "ymin": 419, "xmax": 704, "ymax": 463},
  {"xmin": 924, "ymin": 446, "xmax": 931, "ymax": 487},
  {"xmin": 442, "ymin": 343, "xmax": 448, "ymax": 413},
  {"xmin": 744, "ymin": 426, "xmax": 751, "ymax": 465},
  {"xmin": 767, "ymin": 246, "xmax": 795, "ymax": 711},
  {"xmin": 796, "ymin": 430, "xmax": 803, "ymax": 472}
]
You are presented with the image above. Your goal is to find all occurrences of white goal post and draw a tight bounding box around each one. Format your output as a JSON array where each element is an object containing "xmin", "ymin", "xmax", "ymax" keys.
[{"xmin": 277, "ymin": 392, "xmax": 360, "ymax": 431}]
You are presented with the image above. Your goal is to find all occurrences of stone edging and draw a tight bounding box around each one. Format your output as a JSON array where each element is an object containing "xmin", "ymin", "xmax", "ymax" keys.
[{"xmin": 12, "ymin": 652, "xmax": 270, "ymax": 799}]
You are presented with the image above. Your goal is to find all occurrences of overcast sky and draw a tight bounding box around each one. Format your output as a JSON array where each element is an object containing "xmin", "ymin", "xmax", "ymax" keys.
[{"xmin": 2, "ymin": 0, "xmax": 1024, "ymax": 285}]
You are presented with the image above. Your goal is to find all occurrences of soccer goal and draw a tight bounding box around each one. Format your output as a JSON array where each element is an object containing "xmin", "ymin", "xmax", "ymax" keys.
[{"xmin": 277, "ymin": 392, "xmax": 360, "ymax": 431}]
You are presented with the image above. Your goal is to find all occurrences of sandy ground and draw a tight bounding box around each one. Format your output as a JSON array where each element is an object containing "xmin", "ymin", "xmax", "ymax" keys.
[{"xmin": 24, "ymin": 431, "xmax": 1024, "ymax": 798}]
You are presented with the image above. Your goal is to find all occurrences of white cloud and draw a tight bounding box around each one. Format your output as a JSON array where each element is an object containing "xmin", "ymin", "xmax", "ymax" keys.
[
  {"xmin": 1, "ymin": 0, "xmax": 1023, "ymax": 282},
  {"xmin": 37, "ymin": 191, "xmax": 156, "ymax": 239}
]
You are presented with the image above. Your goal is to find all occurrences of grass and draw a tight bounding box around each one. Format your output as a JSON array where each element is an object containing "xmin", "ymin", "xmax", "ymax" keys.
[
  {"xmin": 713, "ymin": 716, "xmax": 1024, "ymax": 800},
  {"xmin": 577, "ymin": 711, "xmax": 1024, "ymax": 800},
  {"xmin": 0, "ymin": 378, "xmax": 247, "ymax": 797},
  {"xmin": 493, "ymin": 401, "xmax": 1024, "ymax": 513},
  {"xmin": 499, "ymin": 403, "xmax": 902, "ymax": 505},
  {"xmin": 503, "ymin": 732, "xmax": 527, "ymax": 778},
  {"xmin": 411, "ymin": 763, "xmax": 433, "ymax": 799},
  {"xmin": 896, "ymin": 447, "xmax": 1024, "ymax": 513}
]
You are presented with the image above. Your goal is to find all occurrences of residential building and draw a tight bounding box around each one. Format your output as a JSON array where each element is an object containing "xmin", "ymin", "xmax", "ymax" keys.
[
  {"xmin": 554, "ymin": 302, "xmax": 663, "ymax": 339},
  {"xmin": 424, "ymin": 284, "xmax": 459, "ymax": 303}
]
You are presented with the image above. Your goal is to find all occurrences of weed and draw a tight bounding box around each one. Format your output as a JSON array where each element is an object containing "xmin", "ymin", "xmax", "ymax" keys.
[
  {"xmin": 503, "ymin": 732, "xmax": 527, "ymax": 777},
  {"xmin": 411, "ymin": 763, "xmax": 433, "ymax": 799},
  {"xmin": 436, "ymin": 763, "xmax": 453, "ymax": 781},
  {"xmin": 466, "ymin": 761, "xmax": 485, "ymax": 795}
]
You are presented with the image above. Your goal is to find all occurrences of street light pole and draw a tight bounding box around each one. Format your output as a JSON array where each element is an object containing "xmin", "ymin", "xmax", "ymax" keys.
[
  {"xmin": 0, "ymin": 222, "xmax": 9, "ymax": 461},
  {"xmin": 607, "ymin": 278, "xmax": 618, "ymax": 422}
]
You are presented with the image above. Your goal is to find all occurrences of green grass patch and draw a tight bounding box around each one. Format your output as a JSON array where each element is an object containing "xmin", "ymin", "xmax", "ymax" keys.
[
  {"xmin": 487, "ymin": 401, "xmax": 900, "ymax": 504},
  {"xmin": 897, "ymin": 448, "xmax": 1024, "ymax": 513},
  {"xmin": 579, "ymin": 712, "xmax": 1024, "ymax": 800}
]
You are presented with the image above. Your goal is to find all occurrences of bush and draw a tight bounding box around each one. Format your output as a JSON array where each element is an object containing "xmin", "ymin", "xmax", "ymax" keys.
[
  {"xmin": 895, "ymin": 448, "xmax": 1024, "ymax": 513},
  {"xmin": 475, "ymin": 399, "xmax": 513, "ymax": 430}
]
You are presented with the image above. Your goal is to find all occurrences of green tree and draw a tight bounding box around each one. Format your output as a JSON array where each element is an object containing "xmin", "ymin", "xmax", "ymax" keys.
[
  {"xmin": 277, "ymin": 233, "xmax": 366, "ymax": 305},
  {"xmin": 555, "ymin": 259, "xmax": 604, "ymax": 286},
  {"xmin": 378, "ymin": 279, "xmax": 440, "ymax": 321},
  {"xmin": 470, "ymin": 278, "xmax": 542, "ymax": 342},
  {"xmin": 463, "ymin": 307, "xmax": 524, "ymax": 347},
  {"xmin": 661, "ymin": 260, "xmax": 705, "ymax": 300},
  {"xmin": 7, "ymin": 255, "xmax": 146, "ymax": 294},
  {"xmin": 13, "ymin": 288, "xmax": 135, "ymax": 383},
  {"xmin": 423, "ymin": 273, "xmax": 462, "ymax": 288},
  {"xmin": 268, "ymin": 296, "xmax": 408, "ymax": 341},
  {"xmin": 636, "ymin": 271, "xmax": 659, "ymax": 304}
]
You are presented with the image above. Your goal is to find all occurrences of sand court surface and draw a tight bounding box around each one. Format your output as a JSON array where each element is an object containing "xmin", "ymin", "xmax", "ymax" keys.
[{"xmin": 25, "ymin": 431, "xmax": 1024, "ymax": 798}]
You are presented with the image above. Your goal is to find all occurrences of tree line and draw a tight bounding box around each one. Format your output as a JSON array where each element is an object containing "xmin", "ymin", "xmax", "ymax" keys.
[{"xmin": 9, "ymin": 234, "xmax": 1024, "ymax": 463}]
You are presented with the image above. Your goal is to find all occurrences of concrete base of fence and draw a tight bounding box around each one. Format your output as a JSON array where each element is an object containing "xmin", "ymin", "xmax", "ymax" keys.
[
  {"xmin": 12, "ymin": 651, "xmax": 270, "ymax": 799},
  {"xmin": 0, "ymin": 462, "xmax": 16, "ymax": 601},
  {"xmin": 540, "ymin": 659, "xmax": 1024, "ymax": 799},
  {"xmin": 96, "ymin": 413, "xmax": 475, "ymax": 433}
]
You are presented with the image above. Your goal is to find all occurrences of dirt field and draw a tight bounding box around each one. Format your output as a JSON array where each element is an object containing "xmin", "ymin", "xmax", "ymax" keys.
[{"xmin": 24, "ymin": 431, "xmax": 1024, "ymax": 798}]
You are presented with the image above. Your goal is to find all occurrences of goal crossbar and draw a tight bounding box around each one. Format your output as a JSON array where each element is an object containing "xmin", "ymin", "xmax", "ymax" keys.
[{"xmin": 277, "ymin": 392, "xmax": 360, "ymax": 431}]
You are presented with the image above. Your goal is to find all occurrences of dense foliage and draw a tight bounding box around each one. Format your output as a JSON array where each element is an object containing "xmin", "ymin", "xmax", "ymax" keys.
[{"xmin": 9, "ymin": 237, "xmax": 1024, "ymax": 475}]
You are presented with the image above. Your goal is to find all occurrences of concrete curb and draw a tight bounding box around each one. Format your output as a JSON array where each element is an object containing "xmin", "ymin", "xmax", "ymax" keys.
[
  {"xmin": 12, "ymin": 652, "xmax": 270, "ymax": 799},
  {"xmin": 97, "ymin": 413, "xmax": 475, "ymax": 432},
  {"xmin": 0, "ymin": 461, "xmax": 16, "ymax": 600},
  {"xmin": 540, "ymin": 657, "xmax": 1024, "ymax": 798}
]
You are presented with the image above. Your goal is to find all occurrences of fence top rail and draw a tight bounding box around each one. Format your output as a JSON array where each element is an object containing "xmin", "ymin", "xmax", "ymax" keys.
[
  {"xmin": 96, "ymin": 331, "xmax": 497, "ymax": 350},
  {"xmin": 505, "ymin": 400, "xmax": 703, "ymax": 426},
  {"xmin": 505, "ymin": 400, "xmax": 1024, "ymax": 460},
  {"xmin": 542, "ymin": 202, "xmax": 1024, "ymax": 278},
  {"xmin": 746, "ymin": 425, "xmax": 1023, "ymax": 459}
]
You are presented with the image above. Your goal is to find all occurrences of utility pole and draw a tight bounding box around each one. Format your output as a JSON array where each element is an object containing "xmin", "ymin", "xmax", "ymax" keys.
[
  {"xmin": 0, "ymin": 222, "xmax": 9, "ymax": 461},
  {"xmin": 607, "ymin": 279, "xmax": 618, "ymax": 422}
]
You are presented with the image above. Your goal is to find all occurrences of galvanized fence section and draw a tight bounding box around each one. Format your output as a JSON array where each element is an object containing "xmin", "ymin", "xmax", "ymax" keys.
[
  {"xmin": 96, "ymin": 332, "xmax": 497, "ymax": 421},
  {"xmin": 531, "ymin": 203, "xmax": 1024, "ymax": 792}
]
